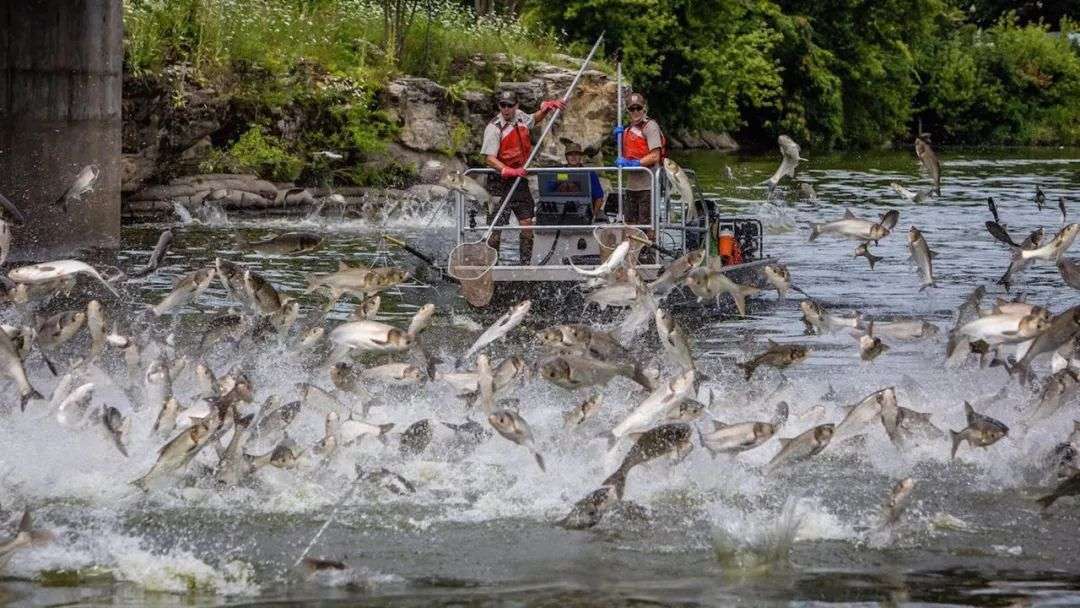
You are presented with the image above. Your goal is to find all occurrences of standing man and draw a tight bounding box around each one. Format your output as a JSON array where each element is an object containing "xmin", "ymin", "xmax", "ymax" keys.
[
  {"xmin": 481, "ymin": 90, "xmax": 565, "ymax": 264},
  {"xmin": 614, "ymin": 92, "xmax": 666, "ymax": 242},
  {"xmin": 564, "ymin": 142, "xmax": 606, "ymax": 221}
]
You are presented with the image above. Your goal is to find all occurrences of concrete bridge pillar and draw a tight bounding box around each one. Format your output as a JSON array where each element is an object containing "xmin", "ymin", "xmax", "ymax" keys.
[{"xmin": 0, "ymin": 0, "xmax": 123, "ymax": 260}]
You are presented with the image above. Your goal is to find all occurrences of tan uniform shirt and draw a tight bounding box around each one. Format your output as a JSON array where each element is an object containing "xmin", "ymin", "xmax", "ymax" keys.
[{"xmin": 625, "ymin": 118, "xmax": 663, "ymax": 192}]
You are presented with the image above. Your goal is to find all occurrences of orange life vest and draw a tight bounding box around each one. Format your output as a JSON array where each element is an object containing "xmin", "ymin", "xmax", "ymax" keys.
[
  {"xmin": 494, "ymin": 117, "xmax": 532, "ymax": 169},
  {"xmin": 622, "ymin": 118, "xmax": 667, "ymax": 161}
]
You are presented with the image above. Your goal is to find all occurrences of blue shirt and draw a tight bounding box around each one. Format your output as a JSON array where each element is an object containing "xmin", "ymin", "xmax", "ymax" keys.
[{"xmin": 589, "ymin": 172, "xmax": 605, "ymax": 201}]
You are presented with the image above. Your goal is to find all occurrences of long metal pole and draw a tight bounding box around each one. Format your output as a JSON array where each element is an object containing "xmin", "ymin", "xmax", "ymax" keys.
[
  {"xmin": 616, "ymin": 62, "xmax": 624, "ymax": 222},
  {"xmin": 480, "ymin": 33, "xmax": 604, "ymax": 243}
]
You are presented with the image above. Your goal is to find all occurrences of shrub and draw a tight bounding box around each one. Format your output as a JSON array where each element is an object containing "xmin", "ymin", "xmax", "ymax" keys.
[
  {"xmin": 921, "ymin": 16, "xmax": 1080, "ymax": 144},
  {"xmin": 202, "ymin": 126, "xmax": 304, "ymax": 182}
]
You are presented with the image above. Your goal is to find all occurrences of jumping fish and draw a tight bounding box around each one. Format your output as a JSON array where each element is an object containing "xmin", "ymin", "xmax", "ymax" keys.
[
  {"xmin": 54, "ymin": 164, "xmax": 100, "ymax": 212},
  {"xmin": 737, "ymin": 341, "xmax": 808, "ymax": 380},
  {"xmin": 914, "ymin": 136, "xmax": 941, "ymax": 196},
  {"xmin": 765, "ymin": 423, "xmax": 835, "ymax": 474},
  {"xmin": 907, "ymin": 227, "xmax": 936, "ymax": 291},
  {"xmin": 459, "ymin": 300, "xmax": 531, "ymax": 364},
  {"xmin": 763, "ymin": 135, "xmax": 805, "ymax": 194},
  {"xmin": 128, "ymin": 229, "xmax": 174, "ymax": 278},
  {"xmin": 9, "ymin": 260, "xmax": 120, "ymax": 298},
  {"xmin": 698, "ymin": 402, "xmax": 788, "ymax": 456},
  {"xmin": 488, "ymin": 409, "xmax": 545, "ymax": 472},
  {"xmin": 949, "ymin": 402, "xmax": 1008, "ymax": 459},
  {"xmin": 602, "ymin": 423, "xmax": 693, "ymax": 498},
  {"xmin": 234, "ymin": 231, "xmax": 322, "ymax": 255},
  {"xmin": 685, "ymin": 268, "xmax": 761, "ymax": 316}
]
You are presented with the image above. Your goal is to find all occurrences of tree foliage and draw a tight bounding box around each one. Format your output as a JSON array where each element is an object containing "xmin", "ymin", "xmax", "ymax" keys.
[{"xmin": 528, "ymin": 0, "xmax": 1080, "ymax": 148}]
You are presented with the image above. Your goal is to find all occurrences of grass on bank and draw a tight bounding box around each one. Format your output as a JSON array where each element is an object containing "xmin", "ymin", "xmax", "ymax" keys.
[{"xmin": 123, "ymin": 0, "xmax": 568, "ymax": 185}]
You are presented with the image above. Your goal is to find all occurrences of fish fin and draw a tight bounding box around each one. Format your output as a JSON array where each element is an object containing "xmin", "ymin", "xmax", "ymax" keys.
[
  {"xmin": 337, "ymin": 261, "xmax": 353, "ymax": 271},
  {"xmin": 534, "ymin": 451, "xmax": 546, "ymax": 472},
  {"xmin": 843, "ymin": 209, "xmax": 856, "ymax": 219},
  {"xmin": 596, "ymin": 431, "xmax": 616, "ymax": 450},
  {"xmin": 928, "ymin": 249, "xmax": 939, "ymax": 259},
  {"xmin": 963, "ymin": 401, "xmax": 976, "ymax": 424},
  {"xmin": 630, "ymin": 365, "xmax": 655, "ymax": 391},
  {"xmin": 1036, "ymin": 493, "xmax": 1058, "ymax": 510},
  {"xmin": 778, "ymin": 438, "xmax": 792, "ymax": 447},
  {"xmin": 808, "ymin": 224, "xmax": 821, "ymax": 242},
  {"xmin": 949, "ymin": 429, "xmax": 963, "ymax": 460},
  {"xmin": 41, "ymin": 351, "xmax": 59, "ymax": 377},
  {"xmin": 17, "ymin": 510, "xmax": 31, "ymax": 533},
  {"xmin": 712, "ymin": 420, "xmax": 727, "ymax": 430}
]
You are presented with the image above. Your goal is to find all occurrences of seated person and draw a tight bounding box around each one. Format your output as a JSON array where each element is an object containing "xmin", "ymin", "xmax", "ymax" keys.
[{"xmin": 564, "ymin": 142, "xmax": 605, "ymax": 221}]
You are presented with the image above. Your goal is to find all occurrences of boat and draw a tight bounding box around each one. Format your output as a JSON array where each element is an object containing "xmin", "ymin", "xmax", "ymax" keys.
[{"xmin": 434, "ymin": 164, "xmax": 773, "ymax": 311}]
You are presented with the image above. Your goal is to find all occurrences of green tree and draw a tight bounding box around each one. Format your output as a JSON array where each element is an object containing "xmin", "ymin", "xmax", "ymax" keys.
[
  {"xmin": 920, "ymin": 16, "xmax": 1080, "ymax": 144},
  {"xmin": 526, "ymin": 0, "xmax": 784, "ymax": 134}
]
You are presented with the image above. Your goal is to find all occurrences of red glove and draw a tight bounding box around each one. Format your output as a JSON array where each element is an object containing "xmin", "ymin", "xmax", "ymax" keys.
[
  {"xmin": 541, "ymin": 99, "xmax": 566, "ymax": 113},
  {"xmin": 501, "ymin": 166, "xmax": 527, "ymax": 179}
]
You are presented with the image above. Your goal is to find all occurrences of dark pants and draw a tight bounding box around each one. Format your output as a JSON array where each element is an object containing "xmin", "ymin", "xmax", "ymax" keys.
[
  {"xmin": 486, "ymin": 177, "xmax": 535, "ymax": 264},
  {"xmin": 624, "ymin": 189, "xmax": 652, "ymax": 226},
  {"xmin": 625, "ymin": 189, "xmax": 655, "ymax": 263}
]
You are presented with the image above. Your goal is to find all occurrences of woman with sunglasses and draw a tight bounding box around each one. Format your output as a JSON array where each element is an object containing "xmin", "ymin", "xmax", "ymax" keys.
[
  {"xmin": 615, "ymin": 92, "xmax": 666, "ymax": 258},
  {"xmin": 479, "ymin": 90, "xmax": 565, "ymax": 265}
]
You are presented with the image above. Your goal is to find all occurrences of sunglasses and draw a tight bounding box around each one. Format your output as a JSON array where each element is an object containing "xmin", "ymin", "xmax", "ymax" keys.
[
  {"xmin": 627, "ymin": 105, "xmax": 644, "ymax": 112},
  {"xmin": 498, "ymin": 101, "xmax": 516, "ymax": 108}
]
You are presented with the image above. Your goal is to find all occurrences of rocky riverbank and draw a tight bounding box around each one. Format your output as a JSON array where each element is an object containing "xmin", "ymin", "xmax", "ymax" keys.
[{"xmin": 120, "ymin": 56, "xmax": 736, "ymax": 220}]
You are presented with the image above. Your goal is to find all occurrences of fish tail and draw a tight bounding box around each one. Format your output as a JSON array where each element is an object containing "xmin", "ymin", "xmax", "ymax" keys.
[
  {"xmin": 303, "ymin": 273, "xmax": 323, "ymax": 294},
  {"xmin": 460, "ymin": 390, "xmax": 478, "ymax": 409},
  {"xmin": 533, "ymin": 451, "xmax": 546, "ymax": 472},
  {"xmin": 630, "ymin": 365, "xmax": 654, "ymax": 391},
  {"xmin": 596, "ymin": 430, "xmax": 616, "ymax": 451},
  {"xmin": 868, "ymin": 253, "xmax": 881, "ymax": 270},
  {"xmin": 19, "ymin": 388, "xmax": 43, "ymax": 412},
  {"xmin": 601, "ymin": 468, "xmax": 627, "ymax": 500},
  {"xmin": 731, "ymin": 292, "xmax": 748, "ymax": 317},
  {"xmin": 378, "ymin": 423, "xmax": 395, "ymax": 437},
  {"xmin": 949, "ymin": 430, "xmax": 963, "ymax": 460},
  {"xmin": 808, "ymin": 224, "xmax": 821, "ymax": 242},
  {"xmin": 736, "ymin": 361, "xmax": 755, "ymax": 381},
  {"xmin": 696, "ymin": 425, "xmax": 718, "ymax": 459},
  {"xmin": 1036, "ymin": 493, "xmax": 1058, "ymax": 511}
]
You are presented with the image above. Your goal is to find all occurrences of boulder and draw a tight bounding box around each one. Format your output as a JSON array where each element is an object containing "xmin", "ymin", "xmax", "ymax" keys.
[
  {"xmin": 384, "ymin": 58, "xmax": 620, "ymax": 163},
  {"xmin": 382, "ymin": 77, "xmax": 454, "ymax": 152},
  {"xmin": 700, "ymin": 130, "xmax": 739, "ymax": 151}
]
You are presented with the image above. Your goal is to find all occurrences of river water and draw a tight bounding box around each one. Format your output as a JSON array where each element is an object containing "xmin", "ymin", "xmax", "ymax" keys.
[{"xmin": 1, "ymin": 148, "xmax": 1079, "ymax": 606}]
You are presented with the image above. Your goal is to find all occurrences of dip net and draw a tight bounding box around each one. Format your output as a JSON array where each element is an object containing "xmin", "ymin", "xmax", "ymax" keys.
[
  {"xmin": 594, "ymin": 226, "xmax": 647, "ymax": 263},
  {"xmin": 447, "ymin": 241, "xmax": 497, "ymax": 307}
]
